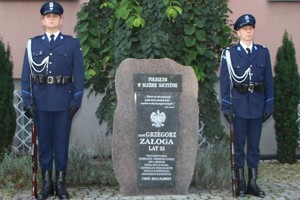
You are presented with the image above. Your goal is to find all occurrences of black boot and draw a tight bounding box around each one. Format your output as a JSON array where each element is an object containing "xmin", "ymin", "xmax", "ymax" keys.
[
  {"xmin": 55, "ymin": 171, "xmax": 69, "ymax": 199},
  {"xmin": 247, "ymin": 168, "xmax": 265, "ymax": 198},
  {"xmin": 236, "ymin": 168, "xmax": 246, "ymax": 197},
  {"xmin": 37, "ymin": 170, "xmax": 54, "ymax": 200}
]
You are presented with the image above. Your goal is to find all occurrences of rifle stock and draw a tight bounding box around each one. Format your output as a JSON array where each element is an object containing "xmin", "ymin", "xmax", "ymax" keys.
[
  {"xmin": 230, "ymin": 123, "xmax": 237, "ymax": 197},
  {"xmin": 31, "ymin": 120, "xmax": 38, "ymax": 199}
]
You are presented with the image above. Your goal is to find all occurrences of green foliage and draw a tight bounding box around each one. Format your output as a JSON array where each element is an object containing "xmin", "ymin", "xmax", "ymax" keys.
[
  {"xmin": 274, "ymin": 31, "xmax": 300, "ymax": 164},
  {"xmin": 0, "ymin": 144, "xmax": 231, "ymax": 192},
  {"xmin": 95, "ymin": 85, "xmax": 116, "ymax": 135},
  {"xmin": 75, "ymin": 0, "xmax": 234, "ymax": 142},
  {"xmin": 67, "ymin": 148, "xmax": 118, "ymax": 186},
  {"xmin": 0, "ymin": 148, "xmax": 117, "ymax": 192},
  {"xmin": 192, "ymin": 140, "xmax": 231, "ymax": 189},
  {"xmin": 0, "ymin": 38, "xmax": 16, "ymax": 158},
  {"xmin": 1, "ymin": 147, "xmax": 299, "ymax": 194},
  {"xmin": 0, "ymin": 152, "xmax": 32, "ymax": 191},
  {"xmin": 75, "ymin": 0, "xmax": 113, "ymax": 92}
]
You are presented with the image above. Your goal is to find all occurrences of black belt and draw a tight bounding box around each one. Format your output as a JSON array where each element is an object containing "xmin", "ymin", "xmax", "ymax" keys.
[
  {"xmin": 32, "ymin": 75, "xmax": 72, "ymax": 85},
  {"xmin": 234, "ymin": 83, "xmax": 265, "ymax": 93}
]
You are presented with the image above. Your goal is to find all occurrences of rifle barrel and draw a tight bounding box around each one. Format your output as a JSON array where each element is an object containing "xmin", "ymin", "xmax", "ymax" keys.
[
  {"xmin": 230, "ymin": 124, "xmax": 237, "ymax": 197},
  {"xmin": 31, "ymin": 121, "xmax": 38, "ymax": 198}
]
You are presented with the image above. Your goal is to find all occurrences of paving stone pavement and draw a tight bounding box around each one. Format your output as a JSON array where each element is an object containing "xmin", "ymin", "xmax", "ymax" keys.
[{"xmin": 10, "ymin": 182, "xmax": 300, "ymax": 200}]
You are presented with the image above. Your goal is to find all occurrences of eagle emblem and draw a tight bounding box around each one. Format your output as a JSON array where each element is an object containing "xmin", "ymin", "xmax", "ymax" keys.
[
  {"xmin": 150, "ymin": 110, "xmax": 166, "ymax": 128},
  {"xmin": 245, "ymin": 15, "xmax": 250, "ymax": 22},
  {"xmin": 49, "ymin": 2, "xmax": 54, "ymax": 11}
]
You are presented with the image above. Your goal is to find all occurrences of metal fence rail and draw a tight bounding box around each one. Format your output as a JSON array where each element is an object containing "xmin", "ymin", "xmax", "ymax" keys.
[
  {"xmin": 198, "ymin": 121, "xmax": 213, "ymax": 148},
  {"xmin": 12, "ymin": 90, "xmax": 32, "ymax": 155}
]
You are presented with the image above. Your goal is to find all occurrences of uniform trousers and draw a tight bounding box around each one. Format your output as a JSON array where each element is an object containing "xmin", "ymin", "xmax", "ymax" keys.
[
  {"xmin": 233, "ymin": 117, "xmax": 263, "ymax": 169},
  {"xmin": 35, "ymin": 110, "xmax": 72, "ymax": 171}
]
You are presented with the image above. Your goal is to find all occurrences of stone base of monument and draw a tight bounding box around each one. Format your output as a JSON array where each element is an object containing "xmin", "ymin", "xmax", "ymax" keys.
[{"xmin": 112, "ymin": 58, "xmax": 199, "ymax": 196}]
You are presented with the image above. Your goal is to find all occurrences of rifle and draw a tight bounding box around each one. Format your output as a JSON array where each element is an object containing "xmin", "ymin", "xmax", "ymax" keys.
[
  {"xmin": 230, "ymin": 123, "xmax": 237, "ymax": 197},
  {"xmin": 27, "ymin": 38, "xmax": 38, "ymax": 199},
  {"xmin": 224, "ymin": 49, "xmax": 238, "ymax": 197},
  {"xmin": 31, "ymin": 119, "xmax": 38, "ymax": 199}
]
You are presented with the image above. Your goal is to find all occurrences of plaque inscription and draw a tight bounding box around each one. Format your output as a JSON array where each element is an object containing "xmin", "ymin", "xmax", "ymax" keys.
[{"xmin": 134, "ymin": 74, "xmax": 182, "ymax": 188}]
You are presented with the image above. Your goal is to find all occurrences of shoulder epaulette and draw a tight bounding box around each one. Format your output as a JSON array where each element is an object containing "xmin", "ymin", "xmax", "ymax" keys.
[
  {"xmin": 255, "ymin": 44, "xmax": 268, "ymax": 49},
  {"xmin": 64, "ymin": 34, "xmax": 77, "ymax": 39},
  {"xmin": 225, "ymin": 44, "xmax": 237, "ymax": 51},
  {"xmin": 64, "ymin": 34, "xmax": 72, "ymax": 38},
  {"xmin": 32, "ymin": 35, "xmax": 43, "ymax": 39}
]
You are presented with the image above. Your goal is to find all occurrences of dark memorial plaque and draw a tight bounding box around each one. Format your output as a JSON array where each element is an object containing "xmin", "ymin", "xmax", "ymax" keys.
[{"xmin": 134, "ymin": 74, "xmax": 182, "ymax": 188}]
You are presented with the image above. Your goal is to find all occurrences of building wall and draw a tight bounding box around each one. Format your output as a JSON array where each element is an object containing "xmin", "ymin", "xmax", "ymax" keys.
[
  {"xmin": 1, "ymin": 1, "xmax": 299, "ymax": 79},
  {"xmin": 1, "ymin": 0, "xmax": 109, "ymax": 156},
  {"xmin": 228, "ymin": 0, "xmax": 300, "ymax": 73},
  {"xmin": 226, "ymin": 0, "xmax": 300, "ymax": 156},
  {"xmin": 1, "ymin": 0, "xmax": 300, "ymax": 77},
  {"xmin": 3, "ymin": 1, "xmax": 299, "ymax": 156},
  {"xmin": 0, "ymin": 0, "xmax": 88, "ymax": 78}
]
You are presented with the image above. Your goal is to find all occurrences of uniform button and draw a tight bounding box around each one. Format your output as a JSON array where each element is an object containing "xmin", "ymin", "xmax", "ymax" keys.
[
  {"xmin": 49, "ymin": 62, "xmax": 52, "ymax": 65},
  {"xmin": 50, "ymin": 53, "xmax": 53, "ymax": 56},
  {"xmin": 49, "ymin": 71, "xmax": 52, "ymax": 73}
]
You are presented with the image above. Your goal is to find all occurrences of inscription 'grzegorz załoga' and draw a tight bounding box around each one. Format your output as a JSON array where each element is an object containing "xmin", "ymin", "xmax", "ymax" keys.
[{"xmin": 139, "ymin": 132, "xmax": 176, "ymax": 146}]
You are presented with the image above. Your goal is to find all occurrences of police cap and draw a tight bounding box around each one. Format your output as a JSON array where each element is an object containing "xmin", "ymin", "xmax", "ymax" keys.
[
  {"xmin": 234, "ymin": 14, "xmax": 256, "ymax": 31},
  {"xmin": 40, "ymin": 1, "xmax": 64, "ymax": 16}
]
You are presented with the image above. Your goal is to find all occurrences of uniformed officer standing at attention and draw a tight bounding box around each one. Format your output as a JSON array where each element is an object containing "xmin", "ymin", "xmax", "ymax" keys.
[
  {"xmin": 220, "ymin": 14, "xmax": 274, "ymax": 198},
  {"xmin": 21, "ymin": 1, "xmax": 85, "ymax": 199}
]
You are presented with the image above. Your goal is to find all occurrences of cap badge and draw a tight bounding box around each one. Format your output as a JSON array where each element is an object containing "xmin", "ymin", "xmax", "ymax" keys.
[
  {"xmin": 245, "ymin": 15, "xmax": 250, "ymax": 23},
  {"xmin": 49, "ymin": 2, "xmax": 54, "ymax": 11}
]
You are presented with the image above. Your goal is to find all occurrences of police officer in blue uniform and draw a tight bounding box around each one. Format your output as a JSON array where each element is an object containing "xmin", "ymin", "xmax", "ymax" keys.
[
  {"xmin": 220, "ymin": 14, "xmax": 274, "ymax": 198},
  {"xmin": 21, "ymin": 1, "xmax": 85, "ymax": 199}
]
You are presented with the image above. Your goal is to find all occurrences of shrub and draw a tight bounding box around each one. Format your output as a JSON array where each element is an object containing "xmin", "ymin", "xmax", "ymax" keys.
[
  {"xmin": 0, "ymin": 148, "xmax": 118, "ymax": 192},
  {"xmin": 192, "ymin": 140, "xmax": 231, "ymax": 189},
  {"xmin": 67, "ymin": 147, "xmax": 118, "ymax": 186},
  {"xmin": 1, "ymin": 142, "xmax": 232, "ymax": 191},
  {"xmin": 0, "ymin": 38, "xmax": 16, "ymax": 159},
  {"xmin": 274, "ymin": 31, "xmax": 300, "ymax": 164},
  {"xmin": 0, "ymin": 152, "xmax": 32, "ymax": 192}
]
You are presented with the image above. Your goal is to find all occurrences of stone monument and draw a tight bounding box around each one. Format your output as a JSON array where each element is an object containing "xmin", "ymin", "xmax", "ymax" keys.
[{"xmin": 112, "ymin": 58, "xmax": 199, "ymax": 196}]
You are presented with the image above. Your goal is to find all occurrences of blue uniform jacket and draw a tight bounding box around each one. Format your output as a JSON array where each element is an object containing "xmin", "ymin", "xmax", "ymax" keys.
[
  {"xmin": 21, "ymin": 33, "xmax": 85, "ymax": 111},
  {"xmin": 220, "ymin": 42, "xmax": 274, "ymax": 119}
]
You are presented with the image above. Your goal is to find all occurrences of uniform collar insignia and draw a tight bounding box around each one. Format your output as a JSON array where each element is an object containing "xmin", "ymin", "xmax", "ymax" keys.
[
  {"xmin": 42, "ymin": 35, "xmax": 46, "ymax": 40},
  {"xmin": 237, "ymin": 46, "xmax": 242, "ymax": 51},
  {"xmin": 254, "ymin": 45, "xmax": 258, "ymax": 51}
]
